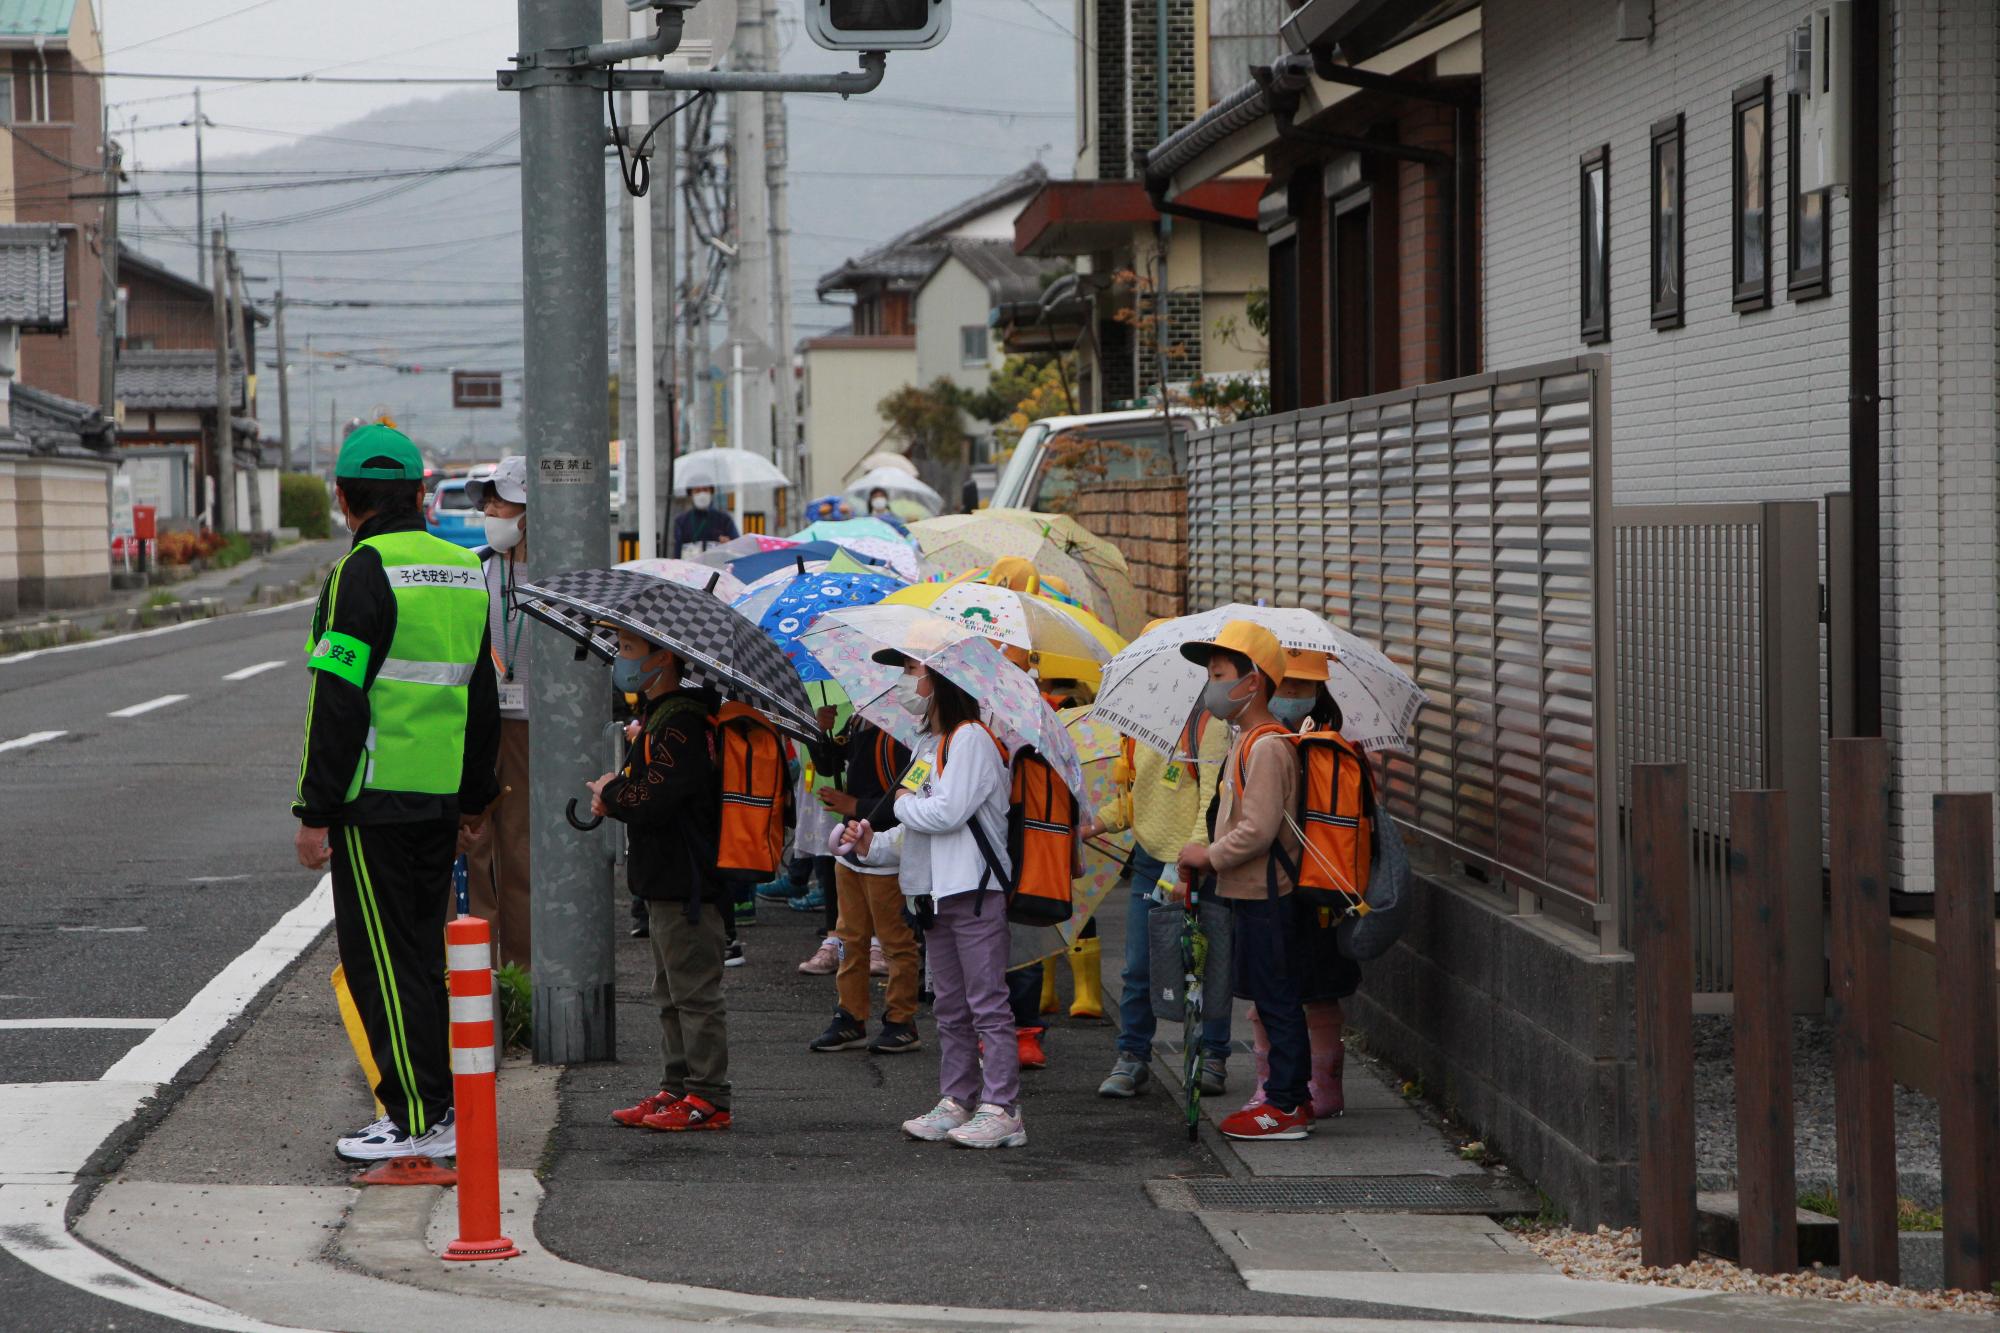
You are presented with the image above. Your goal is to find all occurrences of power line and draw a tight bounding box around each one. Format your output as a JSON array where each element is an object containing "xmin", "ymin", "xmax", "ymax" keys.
[{"xmin": 101, "ymin": 0, "xmax": 289, "ymax": 58}]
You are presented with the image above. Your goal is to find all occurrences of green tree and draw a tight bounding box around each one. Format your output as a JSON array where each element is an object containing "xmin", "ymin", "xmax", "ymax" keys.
[{"xmin": 878, "ymin": 377, "xmax": 976, "ymax": 500}]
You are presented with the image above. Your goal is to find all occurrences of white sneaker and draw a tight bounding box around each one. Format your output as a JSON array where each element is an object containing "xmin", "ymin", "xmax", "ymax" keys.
[
  {"xmin": 868, "ymin": 938, "xmax": 888, "ymax": 976},
  {"xmin": 901, "ymin": 1096, "xmax": 973, "ymax": 1142},
  {"xmin": 946, "ymin": 1102, "xmax": 1027, "ymax": 1150},
  {"xmin": 336, "ymin": 1116, "xmax": 418, "ymax": 1162},
  {"xmin": 409, "ymin": 1108, "xmax": 456, "ymax": 1159}
]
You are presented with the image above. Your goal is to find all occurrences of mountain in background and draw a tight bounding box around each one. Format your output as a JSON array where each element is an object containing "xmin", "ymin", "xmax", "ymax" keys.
[{"xmin": 117, "ymin": 14, "xmax": 1072, "ymax": 465}]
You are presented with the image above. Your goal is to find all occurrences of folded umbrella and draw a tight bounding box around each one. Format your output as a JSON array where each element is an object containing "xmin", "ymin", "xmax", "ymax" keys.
[
  {"xmin": 1091, "ymin": 604, "xmax": 1424, "ymax": 757},
  {"xmin": 515, "ymin": 567, "xmax": 821, "ymax": 742},
  {"xmin": 798, "ymin": 602, "xmax": 1085, "ymax": 797},
  {"xmin": 615, "ymin": 557, "xmax": 747, "ymax": 601}
]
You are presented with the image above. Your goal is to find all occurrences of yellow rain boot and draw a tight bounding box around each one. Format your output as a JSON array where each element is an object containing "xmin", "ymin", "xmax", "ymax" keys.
[
  {"xmin": 1067, "ymin": 934, "xmax": 1106, "ymax": 1021},
  {"xmin": 1039, "ymin": 958, "xmax": 1060, "ymax": 1014}
]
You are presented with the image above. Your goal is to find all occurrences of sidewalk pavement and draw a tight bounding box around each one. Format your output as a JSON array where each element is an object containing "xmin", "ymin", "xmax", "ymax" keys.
[
  {"xmin": 0, "ymin": 537, "xmax": 341, "ymax": 641},
  {"xmin": 70, "ymin": 891, "xmax": 2000, "ymax": 1330}
]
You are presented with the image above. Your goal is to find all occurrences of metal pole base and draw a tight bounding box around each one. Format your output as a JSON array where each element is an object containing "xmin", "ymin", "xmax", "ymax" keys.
[
  {"xmin": 531, "ymin": 982, "xmax": 618, "ymax": 1064},
  {"xmin": 442, "ymin": 1236, "xmax": 523, "ymax": 1263}
]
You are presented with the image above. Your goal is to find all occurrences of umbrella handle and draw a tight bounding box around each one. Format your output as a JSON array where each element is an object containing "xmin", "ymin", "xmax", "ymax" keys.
[{"xmin": 565, "ymin": 798, "xmax": 603, "ymax": 832}]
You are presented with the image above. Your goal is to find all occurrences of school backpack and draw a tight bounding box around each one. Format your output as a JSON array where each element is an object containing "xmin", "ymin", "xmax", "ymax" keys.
[
  {"xmin": 714, "ymin": 700, "xmax": 787, "ymax": 880},
  {"xmin": 938, "ymin": 722, "xmax": 1079, "ymax": 926},
  {"xmin": 1233, "ymin": 721, "xmax": 1374, "ymax": 910}
]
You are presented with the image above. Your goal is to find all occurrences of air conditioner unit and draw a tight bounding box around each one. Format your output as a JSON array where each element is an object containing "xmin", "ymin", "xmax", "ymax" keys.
[{"xmin": 1797, "ymin": 2, "xmax": 1852, "ymax": 194}]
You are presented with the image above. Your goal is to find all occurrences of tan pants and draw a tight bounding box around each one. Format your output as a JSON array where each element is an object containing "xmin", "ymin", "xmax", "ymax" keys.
[
  {"xmin": 466, "ymin": 718, "xmax": 532, "ymax": 970},
  {"xmin": 649, "ymin": 898, "xmax": 730, "ymax": 1108},
  {"xmin": 834, "ymin": 863, "xmax": 918, "ymax": 1025}
]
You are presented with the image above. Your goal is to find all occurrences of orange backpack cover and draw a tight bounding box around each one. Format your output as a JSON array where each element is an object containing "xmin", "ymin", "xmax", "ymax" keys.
[
  {"xmin": 940, "ymin": 722, "xmax": 1079, "ymax": 926},
  {"xmin": 1234, "ymin": 723, "xmax": 1374, "ymax": 907},
  {"xmin": 715, "ymin": 701, "xmax": 787, "ymax": 878}
]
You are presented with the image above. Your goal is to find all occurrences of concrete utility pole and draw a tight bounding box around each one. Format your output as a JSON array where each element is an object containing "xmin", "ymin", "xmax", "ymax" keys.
[
  {"xmin": 514, "ymin": 0, "xmax": 617, "ymax": 1064},
  {"xmin": 617, "ymin": 95, "xmax": 638, "ymax": 535},
  {"xmin": 187, "ymin": 89, "xmax": 209, "ymax": 287},
  {"xmin": 210, "ymin": 227, "xmax": 235, "ymax": 532},
  {"xmin": 727, "ymin": 2, "xmax": 775, "ymax": 506},
  {"xmin": 274, "ymin": 254, "xmax": 293, "ymax": 471},
  {"xmin": 98, "ymin": 136, "xmax": 119, "ymax": 414},
  {"xmin": 228, "ymin": 249, "xmax": 264, "ymax": 533},
  {"xmin": 629, "ymin": 7, "xmax": 660, "ymax": 562},
  {"xmin": 761, "ymin": 0, "xmax": 799, "ymax": 505},
  {"xmin": 651, "ymin": 113, "xmax": 675, "ymax": 544}
]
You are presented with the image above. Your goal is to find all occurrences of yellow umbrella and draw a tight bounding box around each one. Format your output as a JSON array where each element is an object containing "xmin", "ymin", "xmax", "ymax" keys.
[
  {"xmin": 985, "ymin": 509, "xmax": 1143, "ymax": 636},
  {"xmin": 885, "ymin": 575, "xmax": 1126, "ymax": 688}
]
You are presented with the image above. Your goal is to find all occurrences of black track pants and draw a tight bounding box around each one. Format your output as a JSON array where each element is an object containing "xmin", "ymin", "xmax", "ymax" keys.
[{"xmin": 331, "ymin": 819, "xmax": 456, "ymax": 1136}]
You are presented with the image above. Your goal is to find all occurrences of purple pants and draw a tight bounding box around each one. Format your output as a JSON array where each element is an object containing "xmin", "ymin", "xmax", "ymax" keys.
[{"xmin": 927, "ymin": 890, "xmax": 1019, "ymax": 1109}]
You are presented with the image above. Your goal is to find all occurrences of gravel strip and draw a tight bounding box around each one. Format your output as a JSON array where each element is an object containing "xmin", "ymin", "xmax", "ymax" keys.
[
  {"xmin": 1517, "ymin": 1225, "xmax": 2000, "ymax": 1314},
  {"xmin": 1694, "ymin": 1014, "xmax": 1943, "ymax": 1205}
]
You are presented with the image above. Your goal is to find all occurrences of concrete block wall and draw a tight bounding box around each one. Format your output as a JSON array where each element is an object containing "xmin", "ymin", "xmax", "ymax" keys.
[
  {"xmin": 1480, "ymin": 0, "xmax": 2000, "ymax": 893},
  {"xmin": 12, "ymin": 455, "xmax": 112, "ymax": 611},
  {"xmin": 1071, "ymin": 475, "xmax": 1188, "ymax": 619},
  {"xmin": 0, "ymin": 456, "xmax": 18, "ymax": 617}
]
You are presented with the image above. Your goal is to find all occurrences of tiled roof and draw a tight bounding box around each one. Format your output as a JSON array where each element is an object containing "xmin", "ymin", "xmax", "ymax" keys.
[
  {"xmin": 0, "ymin": 0, "xmax": 70, "ymax": 39},
  {"xmin": 933, "ymin": 238, "xmax": 1060, "ymax": 306},
  {"xmin": 118, "ymin": 348, "xmax": 245, "ymax": 411},
  {"xmin": 816, "ymin": 163, "xmax": 1051, "ymax": 298},
  {"xmin": 0, "ymin": 223, "xmax": 67, "ymax": 329},
  {"xmin": 13, "ymin": 381, "xmax": 112, "ymax": 454},
  {"xmin": 118, "ymin": 244, "xmax": 271, "ymax": 324}
]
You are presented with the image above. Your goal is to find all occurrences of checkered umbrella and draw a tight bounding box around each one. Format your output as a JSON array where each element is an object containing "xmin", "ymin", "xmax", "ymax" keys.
[{"xmin": 515, "ymin": 567, "xmax": 822, "ymax": 742}]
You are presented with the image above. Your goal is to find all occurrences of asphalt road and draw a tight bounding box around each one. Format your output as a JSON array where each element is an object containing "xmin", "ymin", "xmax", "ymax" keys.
[{"xmin": 0, "ymin": 596, "xmax": 326, "ymax": 1330}]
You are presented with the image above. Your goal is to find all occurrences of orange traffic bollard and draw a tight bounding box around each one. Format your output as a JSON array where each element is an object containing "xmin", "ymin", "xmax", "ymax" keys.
[{"xmin": 440, "ymin": 913, "xmax": 521, "ymax": 1262}]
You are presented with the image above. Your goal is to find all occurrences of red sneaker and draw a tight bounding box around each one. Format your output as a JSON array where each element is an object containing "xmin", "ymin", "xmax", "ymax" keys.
[
  {"xmin": 1015, "ymin": 1026, "xmax": 1047, "ymax": 1071},
  {"xmin": 642, "ymin": 1094, "xmax": 731, "ymax": 1132},
  {"xmin": 1219, "ymin": 1102, "xmax": 1312, "ymax": 1141},
  {"xmin": 610, "ymin": 1090, "xmax": 679, "ymax": 1127}
]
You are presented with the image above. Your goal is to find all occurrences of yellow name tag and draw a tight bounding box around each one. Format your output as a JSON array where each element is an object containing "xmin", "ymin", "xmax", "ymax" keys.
[
  {"xmin": 900, "ymin": 759, "xmax": 932, "ymax": 793},
  {"xmin": 1160, "ymin": 761, "xmax": 1185, "ymax": 788}
]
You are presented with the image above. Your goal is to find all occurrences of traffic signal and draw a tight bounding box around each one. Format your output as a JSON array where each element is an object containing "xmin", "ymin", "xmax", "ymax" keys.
[{"xmin": 803, "ymin": 0, "xmax": 949, "ymax": 51}]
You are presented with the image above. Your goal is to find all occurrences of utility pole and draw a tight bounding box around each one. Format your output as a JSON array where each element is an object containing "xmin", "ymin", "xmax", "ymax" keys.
[
  {"xmin": 228, "ymin": 248, "xmax": 264, "ymax": 532},
  {"xmin": 727, "ymin": 2, "xmax": 775, "ymax": 502},
  {"xmin": 98, "ymin": 135, "xmax": 119, "ymax": 414},
  {"xmin": 185, "ymin": 89, "xmax": 210, "ymax": 286},
  {"xmin": 210, "ymin": 226, "xmax": 235, "ymax": 532},
  {"xmin": 274, "ymin": 254, "xmax": 293, "ymax": 471},
  {"xmin": 629, "ymin": 7, "xmax": 659, "ymax": 561},
  {"xmin": 761, "ymin": 0, "xmax": 798, "ymax": 506},
  {"xmin": 616, "ymin": 88, "xmax": 637, "ymax": 537},
  {"xmin": 514, "ymin": 0, "xmax": 617, "ymax": 1064},
  {"xmin": 651, "ymin": 109, "xmax": 675, "ymax": 547}
]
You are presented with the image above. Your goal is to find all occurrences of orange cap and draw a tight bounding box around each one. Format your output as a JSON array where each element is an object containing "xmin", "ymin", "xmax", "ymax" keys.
[
  {"xmin": 1283, "ymin": 646, "xmax": 1330, "ymax": 681},
  {"xmin": 1180, "ymin": 619, "xmax": 1285, "ymax": 689}
]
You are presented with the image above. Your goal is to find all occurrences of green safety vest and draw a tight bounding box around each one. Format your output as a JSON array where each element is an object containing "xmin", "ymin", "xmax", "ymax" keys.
[{"xmin": 309, "ymin": 529, "xmax": 488, "ymax": 802}]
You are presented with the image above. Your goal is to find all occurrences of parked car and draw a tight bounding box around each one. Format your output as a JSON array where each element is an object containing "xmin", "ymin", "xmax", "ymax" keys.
[
  {"xmin": 426, "ymin": 478, "xmax": 484, "ymax": 548},
  {"xmin": 988, "ymin": 408, "xmax": 1208, "ymax": 513}
]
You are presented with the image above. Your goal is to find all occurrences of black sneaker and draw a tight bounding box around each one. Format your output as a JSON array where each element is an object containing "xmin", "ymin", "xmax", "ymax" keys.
[
  {"xmin": 867, "ymin": 1021, "xmax": 921, "ymax": 1055},
  {"xmin": 723, "ymin": 939, "xmax": 745, "ymax": 968},
  {"xmin": 809, "ymin": 1010, "xmax": 868, "ymax": 1052},
  {"xmin": 629, "ymin": 922, "xmax": 650, "ymax": 938}
]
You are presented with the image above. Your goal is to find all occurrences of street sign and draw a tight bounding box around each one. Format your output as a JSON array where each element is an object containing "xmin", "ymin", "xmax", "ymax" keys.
[{"xmin": 453, "ymin": 370, "xmax": 505, "ymax": 409}]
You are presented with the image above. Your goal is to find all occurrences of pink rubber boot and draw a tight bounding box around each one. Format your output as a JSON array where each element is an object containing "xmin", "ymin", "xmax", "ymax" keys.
[
  {"xmin": 1306, "ymin": 1001, "xmax": 1345, "ymax": 1119},
  {"xmin": 1241, "ymin": 1004, "xmax": 1271, "ymax": 1111}
]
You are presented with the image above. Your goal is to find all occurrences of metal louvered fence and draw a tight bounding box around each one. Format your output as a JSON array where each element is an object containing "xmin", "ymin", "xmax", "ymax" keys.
[{"xmin": 1187, "ymin": 357, "xmax": 1618, "ymax": 938}]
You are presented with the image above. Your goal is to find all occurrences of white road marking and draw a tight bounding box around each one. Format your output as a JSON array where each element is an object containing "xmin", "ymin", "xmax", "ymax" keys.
[
  {"xmin": 0, "ymin": 729, "xmax": 65, "ymax": 753},
  {"xmin": 0, "ymin": 1018, "xmax": 162, "ymax": 1030},
  {"xmin": 0, "ymin": 874, "xmax": 332, "ymax": 1330},
  {"xmin": 107, "ymin": 693, "xmax": 189, "ymax": 718},
  {"xmin": 223, "ymin": 659, "xmax": 286, "ymax": 681},
  {"xmin": 55, "ymin": 925, "xmax": 147, "ymax": 934},
  {"xmin": 0, "ymin": 595, "xmax": 315, "ymax": 665},
  {"xmin": 188, "ymin": 874, "xmax": 252, "ymax": 883}
]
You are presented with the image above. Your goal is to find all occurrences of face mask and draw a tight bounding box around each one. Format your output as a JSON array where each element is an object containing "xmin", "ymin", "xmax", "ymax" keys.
[
  {"xmin": 691, "ymin": 491, "xmax": 713, "ymax": 510},
  {"xmin": 1201, "ymin": 673, "xmax": 1257, "ymax": 721},
  {"xmin": 894, "ymin": 674, "xmax": 929, "ymax": 718},
  {"xmin": 870, "ymin": 496, "xmax": 889, "ymax": 514},
  {"xmin": 483, "ymin": 514, "xmax": 523, "ymax": 551},
  {"xmin": 1270, "ymin": 695, "xmax": 1315, "ymax": 727},
  {"xmin": 611, "ymin": 655, "xmax": 662, "ymax": 695}
]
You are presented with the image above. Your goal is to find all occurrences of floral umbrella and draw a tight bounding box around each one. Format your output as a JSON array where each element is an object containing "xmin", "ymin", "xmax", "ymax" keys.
[
  {"xmin": 732, "ymin": 568, "xmax": 906, "ymax": 684},
  {"xmin": 987, "ymin": 509, "xmax": 1143, "ymax": 636},
  {"xmin": 833, "ymin": 535, "xmax": 925, "ymax": 583},
  {"xmin": 880, "ymin": 582, "xmax": 1112, "ymax": 667},
  {"xmin": 908, "ymin": 514, "xmax": 1105, "ymax": 622},
  {"xmin": 798, "ymin": 603, "xmax": 1085, "ymax": 797},
  {"xmin": 615, "ymin": 557, "xmax": 747, "ymax": 601},
  {"xmin": 1092, "ymin": 603, "xmax": 1425, "ymax": 757},
  {"xmin": 792, "ymin": 516, "xmax": 912, "ymax": 548},
  {"xmin": 1056, "ymin": 705, "xmax": 1133, "ymax": 949},
  {"xmin": 692, "ymin": 533, "xmax": 797, "ymax": 568}
]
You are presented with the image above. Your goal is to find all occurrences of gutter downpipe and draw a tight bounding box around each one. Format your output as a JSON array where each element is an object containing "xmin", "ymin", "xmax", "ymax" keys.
[
  {"xmin": 1155, "ymin": 0, "xmax": 1171, "ymax": 443},
  {"xmin": 1140, "ymin": 56, "xmax": 1315, "ymax": 230},
  {"xmin": 1847, "ymin": 0, "xmax": 1881, "ymax": 738}
]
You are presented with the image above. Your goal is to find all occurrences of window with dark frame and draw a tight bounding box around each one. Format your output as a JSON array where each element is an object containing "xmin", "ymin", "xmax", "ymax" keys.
[
  {"xmin": 1579, "ymin": 146, "xmax": 1609, "ymax": 344},
  {"xmin": 1327, "ymin": 186, "xmax": 1375, "ymax": 401},
  {"xmin": 1732, "ymin": 77, "xmax": 1772, "ymax": 311},
  {"xmin": 1262, "ymin": 185, "xmax": 1300, "ymax": 413},
  {"xmin": 1650, "ymin": 114, "xmax": 1684, "ymax": 329},
  {"xmin": 1787, "ymin": 92, "xmax": 1830, "ymax": 300}
]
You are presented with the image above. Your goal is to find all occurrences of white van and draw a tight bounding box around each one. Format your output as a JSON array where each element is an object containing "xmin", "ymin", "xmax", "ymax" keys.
[{"xmin": 988, "ymin": 408, "xmax": 1208, "ymax": 512}]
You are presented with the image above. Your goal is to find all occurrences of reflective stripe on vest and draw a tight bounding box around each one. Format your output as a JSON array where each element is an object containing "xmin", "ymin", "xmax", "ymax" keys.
[{"xmin": 355, "ymin": 530, "xmax": 487, "ymax": 798}]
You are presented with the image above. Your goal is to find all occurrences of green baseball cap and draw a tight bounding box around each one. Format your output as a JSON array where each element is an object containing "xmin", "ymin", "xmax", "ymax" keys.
[{"xmin": 335, "ymin": 424, "xmax": 426, "ymax": 480}]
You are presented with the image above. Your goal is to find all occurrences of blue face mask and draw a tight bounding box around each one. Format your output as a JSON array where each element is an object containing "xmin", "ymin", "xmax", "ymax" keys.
[
  {"xmin": 1269, "ymin": 695, "xmax": 1315, "ymax": 727},
  {"xmin": 611, "ymin": 654, "xmax": 662, "ymax": 695}
]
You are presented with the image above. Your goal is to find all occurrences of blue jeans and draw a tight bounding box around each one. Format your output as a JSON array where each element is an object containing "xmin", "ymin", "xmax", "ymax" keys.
[
  {"xmin": 1007, "ymin": 963, "xmax": 1044, "ymax": 1029},
  {"xmin": 1231, "ymin": 894, "xmax": 1308, "ymax": 1112},
  {"xmin": 1117, "ymin": 848, "xmax": 1233, "ymax": 1061}
]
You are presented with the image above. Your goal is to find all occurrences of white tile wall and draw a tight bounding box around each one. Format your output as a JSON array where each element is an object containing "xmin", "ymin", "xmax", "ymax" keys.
[{"xmin": 1482, "ymin": 0, "xmax": 2000, "ymax": 893}]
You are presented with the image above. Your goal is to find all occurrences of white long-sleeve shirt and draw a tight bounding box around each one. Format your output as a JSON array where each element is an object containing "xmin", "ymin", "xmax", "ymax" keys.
[{"xmin": 890, "ymin": 723, "xmax": 1011, "ymax": 900}]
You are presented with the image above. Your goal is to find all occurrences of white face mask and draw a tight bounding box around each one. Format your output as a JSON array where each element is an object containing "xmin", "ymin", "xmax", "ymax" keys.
[
  {"xmin": 870, "ymin": 496, "xmax": 890, "ymax": 514},
  {"xmin": 894, "ymin": 674, "xmax": 929, "ymax": 719},
  {"xmin": 483, "ymin": 513, "xmax": 523, "ymax": 552},
  {"xmin": 690, "ymin": 491, "xmax": 713, "ymax": 510}
]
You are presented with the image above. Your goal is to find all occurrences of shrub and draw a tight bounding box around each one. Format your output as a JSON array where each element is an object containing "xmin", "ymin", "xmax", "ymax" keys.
[
  {"xmin": 280, "ymin": 472, "xmax": 331, "ymax": 539},
  {"xmin": 495, "ymin": 963, "xmax": 532, "ymax": 1054}
]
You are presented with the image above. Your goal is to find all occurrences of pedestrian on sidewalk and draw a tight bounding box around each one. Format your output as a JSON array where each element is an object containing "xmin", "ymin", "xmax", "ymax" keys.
[
  {"xmin": 462, "ymin": 455, "xmax": 532, "ymax": 971},
  {"xmin": 671, "ymin": 485, "xmax": 738, "ymax": 558},
  {"xmin": 1236, "ymin": 648, "xmax": 1357, "ymax": 1120},
  {"xmin": 847, "ymin": 652, "xmax": 1027, "ymax": 1149},
  {"xmin": 599, "ymin": 632, "xmax": 734, "ymax": 1133},
  {"xmin": 1083, "ymin": 640, "xmax": 1233, "ymax": 1101},
  {"xmin": 807, "ymin": 716, "xmax": 921, "ymax": 1055},
  {"xmin": 291, "ymin": 425, "xmax": 500, "ymax": 1164},
  {"xmin": 1175, "ymin": 620, "xmax": 1313, "ymax": 1142}
]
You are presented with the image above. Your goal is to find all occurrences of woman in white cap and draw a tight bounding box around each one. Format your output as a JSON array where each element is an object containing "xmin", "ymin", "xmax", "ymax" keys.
[{"xmin": 465, "ymin": 456, "xmax": 533, "ymax": 971}]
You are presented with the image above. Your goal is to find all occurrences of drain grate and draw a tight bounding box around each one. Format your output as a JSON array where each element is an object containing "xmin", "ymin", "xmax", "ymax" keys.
[{"xmin": 1188, "ymin": 1175, "xmax": 1535, "ymax": 1214}]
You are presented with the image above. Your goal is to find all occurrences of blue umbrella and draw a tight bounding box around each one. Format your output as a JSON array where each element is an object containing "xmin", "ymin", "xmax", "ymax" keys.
[
  {"xmin": 735, "ymin": 569, "xmax": 906, "ymax": 682},
  {"xmin": 801, "ymin": 494, "xmax": 854, "ymax": 523},
  {"xmin": 725, "ymin": 540, "xmax": 887, "ymax": 586}
]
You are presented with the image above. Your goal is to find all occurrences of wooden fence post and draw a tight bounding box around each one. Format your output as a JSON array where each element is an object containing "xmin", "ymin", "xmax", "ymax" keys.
[
  {"xmin": 1632, "ymin": 763, "xmax": 1695, "ymax": 1268},
  {"xmin": 1933, "ymin": 792, "xmax": 1999, "ymax": 1294},
  {"xmin": 1729, "ymin": 788, "xmax": 1797, "ymax": 1273},
  {"xmin": 1827, "ymin": 736, "xmax": 1897, "ymax": 1285}
]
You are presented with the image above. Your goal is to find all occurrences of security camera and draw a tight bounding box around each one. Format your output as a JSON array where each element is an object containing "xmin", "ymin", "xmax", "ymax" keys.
[{"xmin": 804, "ymin": 0, "xmax": 950, "ymax": 51}]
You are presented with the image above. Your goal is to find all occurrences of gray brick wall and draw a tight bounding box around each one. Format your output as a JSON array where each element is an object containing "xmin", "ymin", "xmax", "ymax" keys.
[
  {"xmin": 1095, "ymin": 0, "xmax": 1128, "ymax": 181},
  {"xmin": 1126, "ymin": 0, "xmax": 1197, "ymax": 164},
  {"xmin": 1481, "ymin": 0, "xmax": 2000, "ymax": 893}
]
